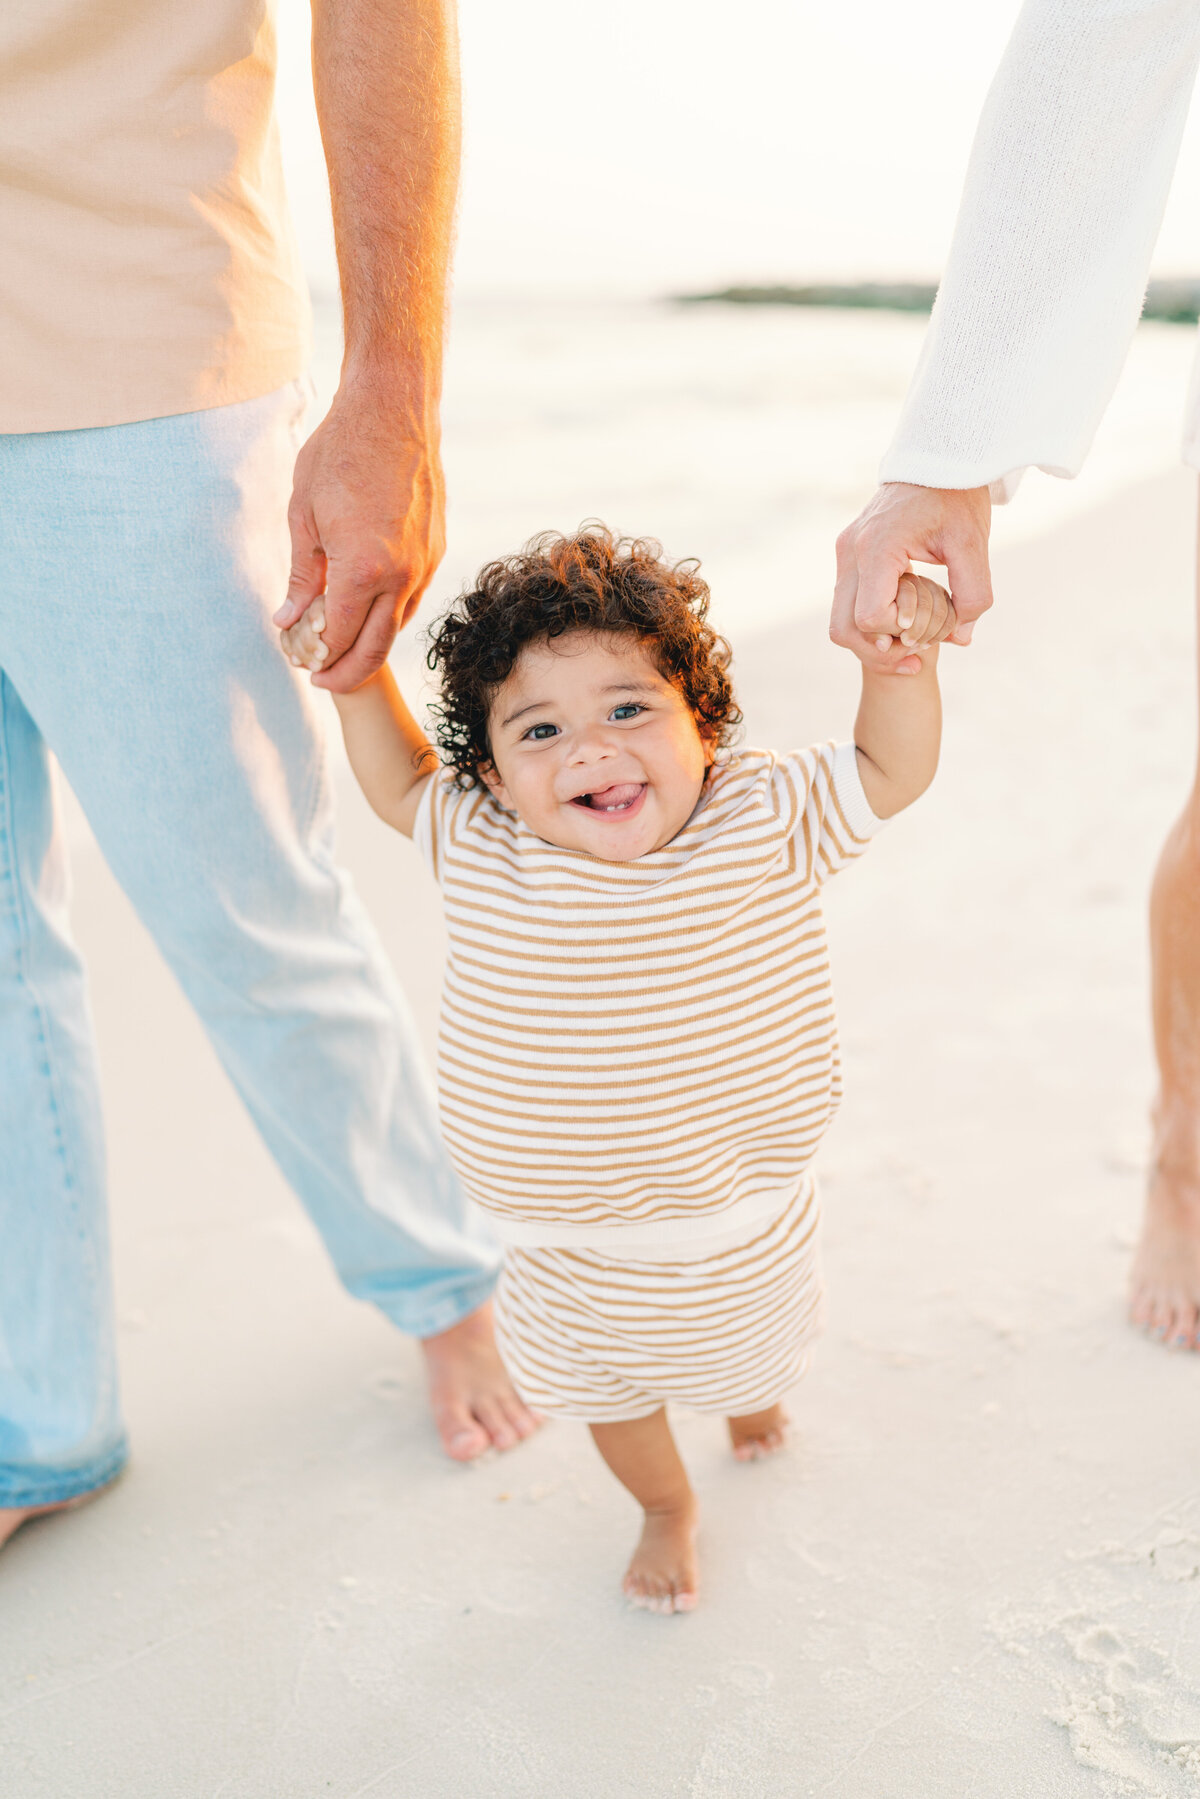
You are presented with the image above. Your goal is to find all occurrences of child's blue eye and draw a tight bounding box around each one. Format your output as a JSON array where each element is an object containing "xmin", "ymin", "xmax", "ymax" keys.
[
  {"xmin": 611, "ymin": 703, "xmax": 642, "ymax": 721},
  {"xmin": 524, "ymin": 722, "xmax": 559, "ymax": 741}
]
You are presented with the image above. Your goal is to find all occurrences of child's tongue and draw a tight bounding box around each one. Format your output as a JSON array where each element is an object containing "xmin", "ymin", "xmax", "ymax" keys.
[{"xmin": 580, "ymin": 782, "xmax": 642, "ymax": 812}]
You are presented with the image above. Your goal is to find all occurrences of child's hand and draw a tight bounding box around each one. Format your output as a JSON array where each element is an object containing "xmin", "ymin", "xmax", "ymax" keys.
[
  {"xmin": 879, "ymin": 574, "xmax": 956, "ymax": 658},
  {"xmin": 856, "ymin": 573, "xmax": 956, "ymax": 674},
  {"xmin": 281, "ymin": 600, "xmax": 330, "ymax": 673}
]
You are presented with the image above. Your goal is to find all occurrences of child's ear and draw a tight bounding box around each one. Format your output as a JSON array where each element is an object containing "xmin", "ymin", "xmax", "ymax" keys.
[{"xmin": 479, "ymin": 759, "xmax": 512, "ymax": 807}]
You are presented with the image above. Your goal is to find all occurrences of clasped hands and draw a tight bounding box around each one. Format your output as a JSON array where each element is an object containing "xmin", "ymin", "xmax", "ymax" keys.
[
  {"xmin": 273, "ymin": 375, "xmax": 446, "ymax": 691},
  {"xmin": 831, "ymin": 481, "xmax": 994, "ymax": 674}
]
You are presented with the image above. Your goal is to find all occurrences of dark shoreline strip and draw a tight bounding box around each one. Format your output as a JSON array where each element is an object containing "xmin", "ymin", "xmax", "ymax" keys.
[{"xmin": 675, "ymin": 279, "xmax": 1200, "ymax": 325}]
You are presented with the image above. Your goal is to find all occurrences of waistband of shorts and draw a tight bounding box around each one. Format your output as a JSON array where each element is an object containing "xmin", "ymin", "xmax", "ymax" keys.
[{"xmin": 485, "ymin": 1176, "xmax": 813, "ymax": 1263}]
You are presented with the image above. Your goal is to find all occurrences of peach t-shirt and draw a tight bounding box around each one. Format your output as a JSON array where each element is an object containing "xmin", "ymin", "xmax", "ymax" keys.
[{"xmin": 0, "ymin": 0, "xmax": 310, "ymax": 433}]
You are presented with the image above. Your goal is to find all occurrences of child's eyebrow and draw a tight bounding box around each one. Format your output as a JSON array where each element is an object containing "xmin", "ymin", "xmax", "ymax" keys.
[
  {"xmin": 500, "ymin": 681, "xmax": 659, "ymax": 729},
  {"xmin": 500, "ymin": 699, "xmax": 549, "ymax": 728}
]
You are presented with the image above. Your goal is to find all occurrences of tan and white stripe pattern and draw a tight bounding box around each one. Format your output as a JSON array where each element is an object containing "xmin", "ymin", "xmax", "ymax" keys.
[
  {"xmin": 416, "ymin": 741, "xmax": 882, "ymax": 1246},
  {"xmin": 416, "ymin": 741, "xmax": 880, "ymax": 1420},
  {"xmin": 493, "ymin": 1178, "xmax": 823, "ymax": 1419}
]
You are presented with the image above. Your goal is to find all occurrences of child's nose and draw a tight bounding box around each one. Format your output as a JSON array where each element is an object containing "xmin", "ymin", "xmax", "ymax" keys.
[{"xmin": 567, "ymin": 727, "xmax": 617, "ymax": 763}]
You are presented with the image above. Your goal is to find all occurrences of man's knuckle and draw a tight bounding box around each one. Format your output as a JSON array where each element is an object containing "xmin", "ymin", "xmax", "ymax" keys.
[
  {"xmin": 342, "ymin": 553, "xmax": 388, "ymax": 592},
  {"xmin": 856, "ymin": 524, "xmax": 899, "ymax": 565}
]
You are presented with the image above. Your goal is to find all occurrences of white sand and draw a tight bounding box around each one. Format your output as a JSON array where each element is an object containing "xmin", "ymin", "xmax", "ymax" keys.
[{"xmin": 5, "ymin": 470, "xmax": 1200, "ymax": 1797}]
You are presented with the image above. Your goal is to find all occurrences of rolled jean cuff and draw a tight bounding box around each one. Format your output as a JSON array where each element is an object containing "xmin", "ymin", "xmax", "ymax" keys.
[
  {"xmin": 366, "ymin": 1269, "xmax": 500, "ymax": 1341},
  {"xmin": 0, "ymin": 1434, "xmax": 129, "ymax": 1509}
]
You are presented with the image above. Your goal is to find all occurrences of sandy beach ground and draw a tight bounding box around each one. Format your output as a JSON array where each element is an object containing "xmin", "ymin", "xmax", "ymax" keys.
[{"xmin": 5, "ymin": 468, "xmax": 1200, "ymax": 1797}]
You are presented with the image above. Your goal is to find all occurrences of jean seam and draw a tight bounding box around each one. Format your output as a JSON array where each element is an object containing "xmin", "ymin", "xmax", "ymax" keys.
[{"xmin": 0, "ymin": 676, "xmax": 84, "ymax": 1231}]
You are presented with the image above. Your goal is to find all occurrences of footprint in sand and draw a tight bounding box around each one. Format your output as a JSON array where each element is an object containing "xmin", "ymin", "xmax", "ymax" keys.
[{"xmin": 723, "ymin": 1662, "xmax": 774, "ymax": 1697}]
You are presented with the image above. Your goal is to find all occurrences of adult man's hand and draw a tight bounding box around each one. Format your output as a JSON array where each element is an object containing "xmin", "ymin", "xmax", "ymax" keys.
[
  {"xmin": 832, "ymin": 482, "xmax": 994, "ymax": 671},
  {"xmin": 275, "ymin": 368, "xmax": 446, "ymax": 692}
]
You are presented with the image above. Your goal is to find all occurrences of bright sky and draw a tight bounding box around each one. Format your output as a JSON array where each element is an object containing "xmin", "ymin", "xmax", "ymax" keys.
[{"xmin": 277, "ymin": 0, "xmax": 1200, "ymax": 297}]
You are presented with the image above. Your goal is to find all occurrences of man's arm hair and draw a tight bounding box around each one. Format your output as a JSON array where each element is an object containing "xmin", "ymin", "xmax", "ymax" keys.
[{"xmin": 312, "ymin": 0, "xmax": 460, "ymax": 392}]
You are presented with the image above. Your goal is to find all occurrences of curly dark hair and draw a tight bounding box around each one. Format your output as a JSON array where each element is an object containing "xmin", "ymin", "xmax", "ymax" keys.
[{"xmin": 426, "ymin": 525, "xmax": 740, "ymax": 788}]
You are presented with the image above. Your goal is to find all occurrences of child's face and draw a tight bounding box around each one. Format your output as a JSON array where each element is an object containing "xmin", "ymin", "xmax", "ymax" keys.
[{"xmin": 482, "ymin": 631, "xmax": 713, "ymax": 860}]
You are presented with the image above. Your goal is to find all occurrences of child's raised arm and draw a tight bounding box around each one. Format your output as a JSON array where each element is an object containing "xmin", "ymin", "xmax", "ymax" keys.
[
  {"xmin": 851, "ymin": 575, "xmax": 948, "ymax": 820},
  {"xmin": 333, "ymin": 669, "xmax": 438, "ymax": 838},
  {"xmin": 281, "ymin": 603, "xmax": 436, "ymax": 837}
]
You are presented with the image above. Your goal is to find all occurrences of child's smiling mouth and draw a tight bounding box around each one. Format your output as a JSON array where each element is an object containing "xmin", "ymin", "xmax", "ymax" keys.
[{"xmin": 569, "ymin": 782, "xmax": 646, "ymax": 816}]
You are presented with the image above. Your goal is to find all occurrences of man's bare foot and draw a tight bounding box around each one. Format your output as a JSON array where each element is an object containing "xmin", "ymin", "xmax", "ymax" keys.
[
  {"xmin": 1129, "ymin": 1165, "xmax": 1200, "ymax": 1349},
  {"xmin": 421, "ymin": 1300, "xmax": 540, "ymax": 1461},
  {"xmin": 0, "ymin": 1477, "xmax": 119, "ymax": 1550},
  {"xmin": 728, "ymin": 1402, "xmax": 788, "ymax": 1461},
  {"xmin": 623, "ymin": 1495, "xmax": 699, "ymax": 1615}
]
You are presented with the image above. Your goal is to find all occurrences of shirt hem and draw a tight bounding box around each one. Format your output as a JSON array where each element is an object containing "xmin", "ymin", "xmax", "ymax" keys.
[
  {"xmin": 0, "ymin": 343, "xmax": 311, "ymax": 436},
  {"xmin": 484, "ymin": 1176, "xmax": 811, "ymax": 1261}
]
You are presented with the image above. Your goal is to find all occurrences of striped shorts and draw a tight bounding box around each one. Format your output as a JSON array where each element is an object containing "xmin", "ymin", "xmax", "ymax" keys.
[{"xmin": 493, "ymin": 1184, "xmax": 822, "ymax": 1423}]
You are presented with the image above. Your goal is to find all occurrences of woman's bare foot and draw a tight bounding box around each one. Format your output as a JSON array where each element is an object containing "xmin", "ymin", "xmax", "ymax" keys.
[
  {"xmin": 1129, "ymin": 1165, "xmax": 1200, "ymax": 1349},
  {"xmin": 0, "ymin": 1477, "xmax": 119, "ymax": 1550},
  {"xmin": 421, "ymin": 1300, "xmax": 541, "ymax": 1461},
  {"xmin": 728, "ymin": 1402, "xmax": 788, "ymax": 1461},
  {"xmin": 623, "ymin": 1496, "xmax": 699, "ymax": 1615}
]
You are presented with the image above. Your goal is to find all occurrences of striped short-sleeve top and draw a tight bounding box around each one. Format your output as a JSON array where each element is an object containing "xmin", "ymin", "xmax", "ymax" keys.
[{"xmin": 415, "ymin": 742, "xmax": 883, "ymax": 1251}]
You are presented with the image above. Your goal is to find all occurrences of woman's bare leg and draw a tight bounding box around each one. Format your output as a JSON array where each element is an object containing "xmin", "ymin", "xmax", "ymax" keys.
[
  {"xmin": 1132, "ymin": 483, "xmax": 1200, "ymax": 1348},
  {"xmin": 589, "ymin": 1408, "xmax": 698, "ymax": 1613}
]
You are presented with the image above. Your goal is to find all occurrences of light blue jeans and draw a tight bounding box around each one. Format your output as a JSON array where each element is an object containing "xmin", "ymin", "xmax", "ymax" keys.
[{"xmin": 0, "ymin": 380, "xmax": 499, "ymax": 1507}]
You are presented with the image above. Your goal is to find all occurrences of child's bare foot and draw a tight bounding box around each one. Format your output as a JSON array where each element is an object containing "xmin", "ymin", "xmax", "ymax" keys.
[
  {"xmin": 280, "ymin": 599, "xmax": 329, "ymax": 673},
  {"xmin": 589, "ymin": 1408, "xmax": 699, "ymax": 1614},
  {"xmin": 421, "ymin": 1300, "xmax": 541, "ymax": 1461},
  {"xmin": 623, "ymin": 1495, "xmax": 699, "ymax": 1615},
  {"xmin": 728, "ymin": 1402, "xmax": 788, "ymax": 1461}
]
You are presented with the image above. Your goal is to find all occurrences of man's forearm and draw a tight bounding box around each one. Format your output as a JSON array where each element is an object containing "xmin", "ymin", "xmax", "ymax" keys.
[
  {"xmin": 280, "ymin": 0, "xmax": 459, "ymax": 684},
  {"xmin": 312, "ymin": 0, "xmax": 460, "ymax": 403}
]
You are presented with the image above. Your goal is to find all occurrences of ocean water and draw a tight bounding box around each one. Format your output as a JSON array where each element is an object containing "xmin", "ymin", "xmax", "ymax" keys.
[{"xmin": 310, "ymin": 291, "xmax": 1200, "ymax": 651}]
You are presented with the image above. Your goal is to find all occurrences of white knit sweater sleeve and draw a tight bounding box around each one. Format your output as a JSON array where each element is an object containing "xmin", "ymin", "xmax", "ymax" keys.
[{"xmin": 880, "ymin": 0, "xmax": 1200, "ymax": 503}]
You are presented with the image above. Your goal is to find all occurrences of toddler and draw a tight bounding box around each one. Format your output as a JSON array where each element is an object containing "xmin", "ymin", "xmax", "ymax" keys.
[{"xmin": 282, "ymin": 527, "xmax": 950, "ymax": 1613}]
